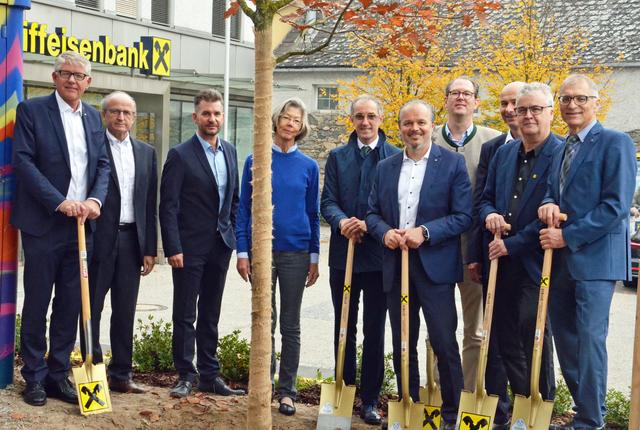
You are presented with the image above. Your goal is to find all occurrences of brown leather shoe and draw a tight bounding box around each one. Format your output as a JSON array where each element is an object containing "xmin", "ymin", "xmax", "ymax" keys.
[{"xmin": 108, "ymin": 378, "xmax": 146, "ymax": 394}]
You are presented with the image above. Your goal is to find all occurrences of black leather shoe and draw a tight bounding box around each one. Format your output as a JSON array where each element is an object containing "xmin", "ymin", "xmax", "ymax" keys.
[
  {"xmin": 360, "ymin": 404, "xmax": 382, "ymax": 425},
  {"xmin": 170, "ymin": 380, "xmax": 193, "ymax": 398},
  {"xmin": 199, "ymin": 376, "xmax": 246, "ymax": 396},
  {"xmin": 45, "ymin": 377, "xmax": 77, "ymax": 404},
  {"xmin": 278, "ymin": 397, "xmax": 296, "ymax": 416},
  {"xmin": 109, "ymin": 378, "xmax": 147, "ymax": 394},
  {"xmin": 23, "ymin": 382, "xmax": 47, "ymax": 406}
]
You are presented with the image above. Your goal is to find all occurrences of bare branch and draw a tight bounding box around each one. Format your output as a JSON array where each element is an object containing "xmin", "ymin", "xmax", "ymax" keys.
[{"xmin": 237, "ymin": 0, "xmax": 257, "ymax": 21}]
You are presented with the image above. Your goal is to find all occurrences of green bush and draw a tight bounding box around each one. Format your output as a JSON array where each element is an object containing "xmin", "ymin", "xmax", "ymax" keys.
[
  {"xmin": 14, "ymin": 314, "xmax": 21, "ymax": 356},
  {"xmin": 355, "ymin": 344, "xmax": 396, "ymax": 396},
  {"xmin": 132, "ymin": 315, "xmax": 174, "ymax": 373},
  {"xmin": 605, "ymin": 388, "xmax": 630, "ymax": 428},
  {"xmin": 553, "ymin": 377, "xmax": 573, "ymax": 415},
  {"xmin": 218, "ymin": 329, "xmax": 250, "ymax": 383}
]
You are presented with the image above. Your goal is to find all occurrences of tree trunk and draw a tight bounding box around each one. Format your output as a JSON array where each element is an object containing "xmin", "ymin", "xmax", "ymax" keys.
[{"xmin": 247, "ymin": 21, "xmax": 275, "ymax": 430}]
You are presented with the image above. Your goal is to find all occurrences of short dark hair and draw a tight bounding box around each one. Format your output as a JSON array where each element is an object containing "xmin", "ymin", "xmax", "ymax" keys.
[
  {"xmin": 194, "ymin": 89, "xmax": 223, "ymax": 110},
  {"xmin": 445, "ymin": 76, "xmax": 480, "ymax": 97}
]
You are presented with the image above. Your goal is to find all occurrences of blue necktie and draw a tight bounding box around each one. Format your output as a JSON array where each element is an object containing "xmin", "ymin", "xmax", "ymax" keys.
[
  {"xmin": 360, "ymin": 145, "xmax": 372, "ymax": 158},
  {"xmin": 560, "ymin": 135, "xmax": 580, "ymax": 195}
]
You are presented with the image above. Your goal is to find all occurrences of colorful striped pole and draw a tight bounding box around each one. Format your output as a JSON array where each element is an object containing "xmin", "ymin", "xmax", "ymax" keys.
[{"xmin": 0, "ymin": 0, "xmax": 31, "ymax": 389}]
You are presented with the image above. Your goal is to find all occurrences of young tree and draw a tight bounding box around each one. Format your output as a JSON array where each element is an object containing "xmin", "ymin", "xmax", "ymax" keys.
[{"xmin": 227, "ymin": 1, "xmax": 498, "ymax": 428}]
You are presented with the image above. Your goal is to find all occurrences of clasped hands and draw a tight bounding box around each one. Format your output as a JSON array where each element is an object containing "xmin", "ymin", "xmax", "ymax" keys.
[
  {"xmin": 383, "ymin": 227, "xmax": 424, "ymax": 250},
  {"xmin": 58, "ymin": 199, "xmax": 100, "ymax": 224}
]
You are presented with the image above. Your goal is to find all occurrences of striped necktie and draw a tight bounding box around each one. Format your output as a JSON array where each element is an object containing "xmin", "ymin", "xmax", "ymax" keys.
[
  {"xmin": 560, "ymin": 134, "xmax": 580, "ymax": 195},
  {"xmin": 360, "ymin": 145, "xmax": 372, "ymax": 158}
]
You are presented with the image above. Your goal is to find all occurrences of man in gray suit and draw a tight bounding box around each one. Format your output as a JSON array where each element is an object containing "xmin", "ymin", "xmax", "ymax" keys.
[{"xmin": 89, "ymin": 91, "xmax": 158, "ymax": 393}]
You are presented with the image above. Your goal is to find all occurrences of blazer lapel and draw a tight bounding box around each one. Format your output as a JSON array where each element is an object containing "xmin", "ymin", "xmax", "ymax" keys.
[
  {"xmin": 104, "ymin": 133, "xmax": 121, "ymax": 195},
  {"xmin": 562, "ymin": 124, "xmax": 600, "ymax": 196},
  {"xmin": 191, "ymin": 135, "xmax": 217, "ymax": 189},
  {"xmin": 47, "ymin": 94, "xmax": 71, "ymax": 170},
  {"xmin": 132, "ymin": 138, "xmax": 146, "ymax": 203},
  {"xmin": 519, "ymin": 138, "xmax": 554, "ymax": 208},
  {"xmin": 499, "ymin": 143, "xmax": 519, "ymax": 213},
  {"xmin": 220, "ymin": 139, "xmax": 235, "ymax": 207},
  {"xmin": 419, "ymin": 144, "xmax": 441, "ymax": 207},
  {"xmin": 388, "ymin": 155, "xmax": 402, "ymax": 228}
]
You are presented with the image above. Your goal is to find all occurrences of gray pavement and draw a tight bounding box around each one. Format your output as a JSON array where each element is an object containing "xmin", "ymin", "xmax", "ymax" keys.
[{"xmin": 16, "ymin": 225, "xmax": 636, "ymax": 393}]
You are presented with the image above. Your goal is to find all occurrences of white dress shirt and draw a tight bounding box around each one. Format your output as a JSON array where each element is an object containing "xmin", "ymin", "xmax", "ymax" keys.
[
  {"xmin": 357, "ymin": 136, "xmax": 379, "ymax": 151},
  {"xmin": 56, "ymin": 91, "xmax": 88, "ymax": 201},
  {"xmin": 106, "ymin": 130, "xmax": 136, "ymax": 223},
  {"xmin": 398, "ymin": 146, "xmax": 431, "ymax": 229}
]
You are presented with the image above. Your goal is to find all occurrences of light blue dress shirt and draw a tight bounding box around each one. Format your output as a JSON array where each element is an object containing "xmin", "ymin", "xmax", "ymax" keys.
[{"xmin": 196, "ymin": 133, "xmax": 227, "ymax": 212}]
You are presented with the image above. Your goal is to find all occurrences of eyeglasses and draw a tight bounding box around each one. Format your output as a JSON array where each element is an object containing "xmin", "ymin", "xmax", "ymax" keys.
[
  {"xmin": 515, "ymin": 105, "xmax": 553, "ymax": 116},
  {"xmin": 57, "ymin": 70, "xmax": 89, "ymax": 81},
  {"xmin": 353, "ymin": 113, "xmax": 380, "ymax": 122},
  {"xmin": 558, "ymin": 95, "xmax": 598, "ymax": 105},
  {"xmin": 448, "ymin": 90, "xmax": 475, "ymax": 99},
  {"xmin": 279, "ymin": 115, "xmax": 302, "ymax": 126},
  {"xmin": 107, "ymin": 109, "xmax": 135, "ymax": 118}
]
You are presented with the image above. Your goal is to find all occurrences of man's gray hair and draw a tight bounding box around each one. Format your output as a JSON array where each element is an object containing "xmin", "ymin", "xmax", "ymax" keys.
[
  {"xmin": 101, "ymin": 91, "xmax": 137, "ymax": 112},
  {"xmin": 54, "ymin": 51, "xmax": 91, "ymax": 75},
  {"xmin": 397, "ymin": 100, "xmax": 436, "ymax": 124},
  {"xmin": 350, "ymin": 95, "xmax": 384, "ymax": 117},
  {"xmin": 560, "ymin": 74, "xmax": 599, "ymax": 98},
  {"xmin": 272, "ymin": 97, "xmax": 309, "ymax": 142},
  {"xmin": 517, "ymin": 82, "xmax": 554, "ymax": 107}
]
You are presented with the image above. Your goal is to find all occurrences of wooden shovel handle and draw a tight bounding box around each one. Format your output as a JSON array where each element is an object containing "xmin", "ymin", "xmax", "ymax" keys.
[
  {"xmin": 400, "ymin": 248, "xmax": 410, "ymax": 402},
  {"xmin": 630, "ymin": 274, "xmax": 640, "ymax": 429},
  {"xmin": 77, "ymin": 218, "xmax": 91, "ymax": 324},
  {"xmin": 335, "ymin": 238, "xmax": 355, "ymax": 387}
]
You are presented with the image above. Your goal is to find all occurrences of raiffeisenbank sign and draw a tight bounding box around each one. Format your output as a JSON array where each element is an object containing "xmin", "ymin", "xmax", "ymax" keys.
[{"xmin": 23, "ymin": 21, "xmax": 171, "ymax": 77}]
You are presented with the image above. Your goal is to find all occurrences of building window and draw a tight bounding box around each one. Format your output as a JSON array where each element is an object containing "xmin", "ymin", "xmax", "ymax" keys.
[
  {"xmin": 212, "ymin": 0, "xmax": 241, "ymax": 40},
  {"xmin": 152, "ymin": 0, "xmax": 170, "ymax": 25},
  {"xmin": 316, "ymin": 86, "xmax": 338, "ymax": 110},
  {"xmin": 76, "ymin": 0, "xmax": 100, "ymax": 10},
  {"xmin": 116, "ymin": 0, "xmax": 137, "ymax": 18}
]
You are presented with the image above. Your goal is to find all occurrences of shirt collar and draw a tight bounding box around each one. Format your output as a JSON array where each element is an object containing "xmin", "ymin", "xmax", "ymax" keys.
[
  {"xmin": 196, "ymin": 132, "xmax": 223, "ymax": 152},
  {"xmin": 571, "ymin": 119, "xmax": 598, "ymax": 143},
  {"xmin": 445, "ymin": 122, "xmax": 474, "ymax": 142},
  {"xmin": 55, "ymin": 90, "xmax": 83, "ymax": 115},
  {"xmin": 357, "ymin": 136, "xmax": 379, "ymax": 151},
  {"xmin": 106, "ymin": 129, "xmax": 131, "ymax": 145},
  {"xmin": 518, "ymin": 140, "xmax": 544, "ymax": 158},
  {"xmin": 272, "ymin": 143, "xmax": 298, "ymax": 153},
  {"xmin": 402, "ymin": 144, "xmax": 432, "ymax": 163},
  {"xmin": 505, "ymin": 130, "xmax": 516, "ymax": 143}
]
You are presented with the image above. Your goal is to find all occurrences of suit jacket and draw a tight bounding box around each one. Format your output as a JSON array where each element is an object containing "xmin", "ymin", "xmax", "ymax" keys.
[
  {"xmin": 159, "ymin": 135, "xmax": 239, "ymax": 257},
  {"xmin": 92, "ymin": 132, "xmax": 158, "ymax": 264},
  {"xmin": 543, "ymin": 121, "xmax": 636, "ymax": 281},
  {"xmin": 479, "ymin": 134, "xmax": 563, "ymax": 282},
  {"xmin": 11, "ymin": 92, "xmax": 109, "ymax": 237},
  {"xmin": 366, "ymin": 144, "xmax": 472, "ymax": 291},
  {"xmin": 321, "ymin": 130, "xmax": 401, "ymax": 272}
]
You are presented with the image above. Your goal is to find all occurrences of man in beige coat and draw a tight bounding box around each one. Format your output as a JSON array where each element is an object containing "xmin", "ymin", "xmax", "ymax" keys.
[{"xmin": 434, "ymin": 76, "xmax": 501, "ymax": 390}]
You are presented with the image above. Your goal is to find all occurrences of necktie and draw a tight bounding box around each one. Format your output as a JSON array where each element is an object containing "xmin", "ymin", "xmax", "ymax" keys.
[
  {"xmin": 360, "ymin": 145, "xmax": 372, "ymax": 158},
  {"xmin": 560, "ymin": 135, "xmax": 580, "ymax": 195}
]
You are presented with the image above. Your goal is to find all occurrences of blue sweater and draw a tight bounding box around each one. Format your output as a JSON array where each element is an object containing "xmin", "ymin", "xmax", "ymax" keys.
[{"xmin": 236, "ymin": 148, "xmax": 320, "ymax": 256}]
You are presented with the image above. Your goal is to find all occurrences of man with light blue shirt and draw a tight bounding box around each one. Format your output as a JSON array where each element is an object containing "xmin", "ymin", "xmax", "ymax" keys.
[
  {"xmin": 539, "ymin": 74, "xmax": 636, "ymax": 430},
  {"xmin": 159, "ymin": 89, "xmax": 243, "ymax": 399}
]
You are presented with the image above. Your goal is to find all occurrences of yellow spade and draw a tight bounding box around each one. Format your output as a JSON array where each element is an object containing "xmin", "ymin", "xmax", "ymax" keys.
[
  {"xmin": 419, "ymin": 338, "xmax": 442, "ymax": 430},
  {"xmin": 73, "ymin": 217, "xmax": 112, "ymax": 415},
  {"xmin": 511, "ymin": 215, "xmax": 566, "ymax": 430},
  {"xmin": 317, "ymin": 238, "xmax": 356, "ymax": 430},
  {"xmin": 387, "ymin": 249, "xmax": 424, "ymax": 430},
  {"xmin": 457, "ymin": 227, "xmax": 509, "ymax": 428}
]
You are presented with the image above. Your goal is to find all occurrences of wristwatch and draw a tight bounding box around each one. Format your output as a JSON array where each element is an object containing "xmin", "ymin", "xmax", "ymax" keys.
[{"xmin": 420, "ymin": 225, "xmax": 430, "ymax": 243}]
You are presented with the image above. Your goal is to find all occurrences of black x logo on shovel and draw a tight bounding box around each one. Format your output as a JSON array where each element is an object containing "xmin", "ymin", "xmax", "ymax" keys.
[{"xmin": 81, "ymin": 384, "xmax": 106, "ymax": 409}]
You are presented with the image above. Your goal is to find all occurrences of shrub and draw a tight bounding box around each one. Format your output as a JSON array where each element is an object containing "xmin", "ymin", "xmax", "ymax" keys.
[
  {"xmin": 14, "ymin": 314, "xmax": 21, "ymax": 356},
  {"xmin": 605, "ymin": 388, "xmax": 630, "ymax": 428},
  {"xmin": 218, "ymin": 329, "xmax": 250, "ymax": 383},
  {"xmin": 132, "ymin": 315, "xmax": 174, "ymax": 373},
  {"xmin": 553, "ymin": 377, "xmax": 574, "ymax": 415},
  {"xmin": 355, "ymin": 344, "xmax": 396, "ymax": 396}
]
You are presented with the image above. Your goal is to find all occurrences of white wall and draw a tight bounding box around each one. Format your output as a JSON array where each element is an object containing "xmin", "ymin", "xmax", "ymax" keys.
[
  {"xmin": 174, "ymin": 0, "xmax": 212, "ymax": 33},
  {"xmin": 602, "ymin": 66, "xmax": 640, "ymax": 134}
]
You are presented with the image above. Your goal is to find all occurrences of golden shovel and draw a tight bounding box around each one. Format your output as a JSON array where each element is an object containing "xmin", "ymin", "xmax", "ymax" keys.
[
  {"xmin": 511, "ymin": 215, "xmax": 566, "ymax": 430},
  {"xmin": 456, "ymin": 227, "xmax": 510, "ymax": 428},
  {"xmin": 419, "ymin": 338, "xmax": 442, "ymax": 430},
  {"xmin": 72, "ymin": 217, "xmax": 112, "ymax": 415},
  {"xmin": 317, "ymin": 238, "xmax": 356, "ymax": 430},
  {"xmin": 387, "ymin": 248, "xmax": 424, "ymax": 430}
]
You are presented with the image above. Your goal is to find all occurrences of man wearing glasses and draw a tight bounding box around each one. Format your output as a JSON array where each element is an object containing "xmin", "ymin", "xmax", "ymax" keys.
[
  {"xmin": 85, "ymin": 91, "xmax": 157, "ymax": 395},
  {"xmin": 321, "ymin": 95, "xmax": 400, "ymax": 424},
  {"xmin": 479, "ymin": 83, "xmax": 562, "ymax": 425},
  {"xmin": 12, "ymin": 50, "xmax": 109, "ymax": 406},
  {"xmin": 434, "ymin": 77, "xmax": 500, "ymax": 391},
  {"xmin": 539, "ymin": 74, "xmax": 636, "ymax": 430}
]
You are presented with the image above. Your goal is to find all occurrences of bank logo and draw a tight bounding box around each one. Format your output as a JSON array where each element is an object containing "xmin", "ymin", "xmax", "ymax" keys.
[{"xmin": 151, "ymin": 37, "xmax": 171, "ymax": 76}]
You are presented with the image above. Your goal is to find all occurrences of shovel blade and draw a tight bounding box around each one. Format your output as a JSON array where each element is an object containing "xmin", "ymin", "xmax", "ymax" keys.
[
  {"xmin": 456, "ymin": 389, "xmax": 498, "ymax": 429},
  {"xmin": 510, "ymin": 394, "xmax": 554, "ymax": 430},
  {"xmin": 386, "ymin": 399, "xmax": 424, "ymax": 430},
  {"xmin": 72, "ymin": 362, "xmax": 112, "ymax": 415},
  {"xmin": 316, "ymin": 381, "xmax": 356, "ymax": 430}
]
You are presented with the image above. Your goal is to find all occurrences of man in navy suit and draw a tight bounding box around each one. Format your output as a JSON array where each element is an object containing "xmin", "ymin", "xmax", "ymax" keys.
[
  {"xmin": 479, "ymin": 83, "xmax": 562, "ymax": 426},
  {"xmin": 159, "ymin": 89, "xmax": 243, "ymax": 398},
  {"xmin": 87, "ymin": 91, "xmax": 157, "ymax": 394},
  {"xmin": 321, "ymin": 95, "xmax": 400, "ymax": 424},
  {"xmin": 366, "ymin": 100, "xmax": 472, "ymax": 428},
  {"xmin": 11, "ymin": 51, "xmax": 110, "ymax": 406},
  {"xmin": 539, "ymin": 74, "xmax": 636, "ymax": 430}
]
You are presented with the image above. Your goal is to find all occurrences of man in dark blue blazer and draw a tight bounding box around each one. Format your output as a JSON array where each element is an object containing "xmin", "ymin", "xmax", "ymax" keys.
[
  {"xmin": 87, "ymin": 91, "xmax": 157, "ymax": 394},
  {"xmin": 11, "ymin": 51, "xmax": 110, "ymax": 406},
  {"xmin": 479, "ymin": 83, "xmax": 562, "ymax": 424},
  {"xmin": 366, "ymin": 100, "xmax": 472, "ymax": 428},
  {"xmin": 539, "ymin": 75, "xmax": 636, "ymax": 430},
  {"xmin": 159, "ymin": 89, "xmax": 242, "ymax": 399},
  {"xmin": 320, "ymin": 95, "xmax": 400, "ymax": 424}
]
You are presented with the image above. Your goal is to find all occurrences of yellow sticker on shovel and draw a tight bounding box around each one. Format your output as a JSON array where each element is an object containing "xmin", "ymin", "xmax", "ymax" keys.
[
  {"xmin": 422, "ymin": 405, "xmax": 441, "ymax": 429},
  {"xmin": 459, "ymin": 412, "xmax": 491, "ymax": 430},
  {"xmin": 78, "ymin": 381, "xmax": 109, "ymax": 413},
  {"xmin": 540, "ymin": 276, "xmax": 550, "ymax": 288}
]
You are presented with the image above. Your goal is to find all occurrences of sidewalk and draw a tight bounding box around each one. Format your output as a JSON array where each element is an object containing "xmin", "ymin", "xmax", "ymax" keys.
[{"xmin": 16, "ymin": 226, "xmax": 635, "ymax": 392}]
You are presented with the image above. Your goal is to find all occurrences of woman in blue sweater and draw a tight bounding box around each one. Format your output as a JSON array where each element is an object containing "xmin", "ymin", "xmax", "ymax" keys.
[{"xmin": 235, "ymin": 97, "xmax": 320, "ymax": 416}]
